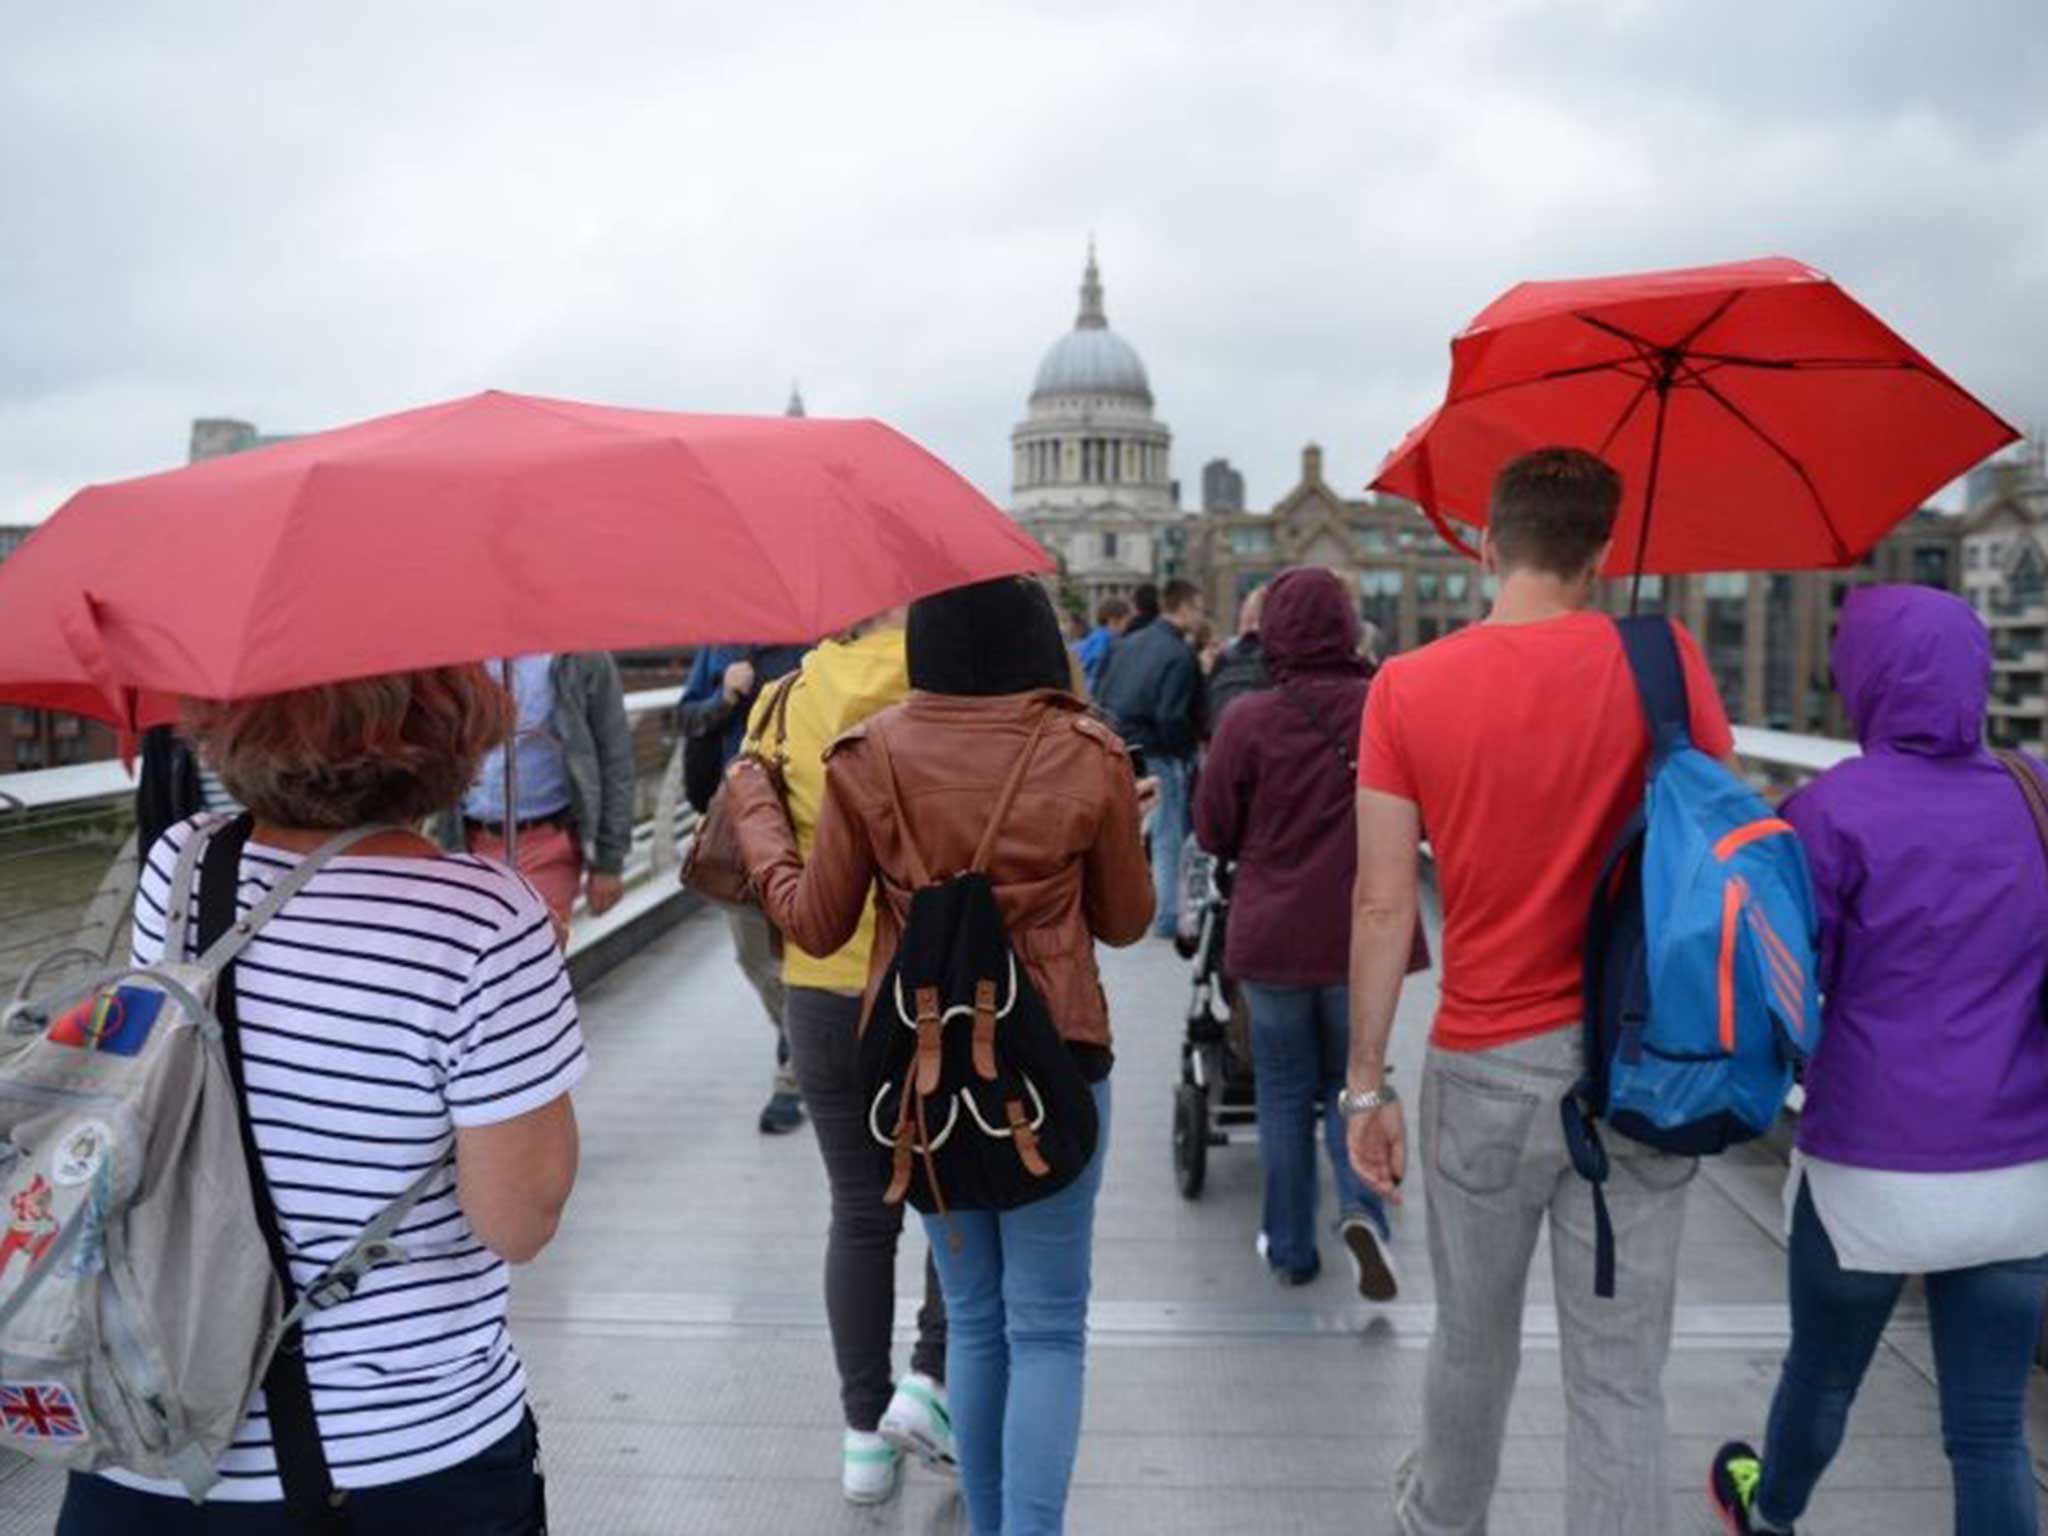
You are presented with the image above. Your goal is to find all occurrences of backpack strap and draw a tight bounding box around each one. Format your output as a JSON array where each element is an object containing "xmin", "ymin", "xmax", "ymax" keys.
[
  {"xmin": 1994, "ymin": 749, "xmax": 2048, "ymax": 863},
  {"xmin": 158, "ymin": 810, "xmax": 221, "ymax": 961},
  {"xmin": 1613, "ymin": 615, "xmax": 1693, "ymax": 763},
  {"xmin": 194, "ymin": 822, "xmax": 406, "ymax": 974},
  {"xmin": 868, "ymin": 724, "xmax": 936, "ymax": 888},
  {"xmin": 970, "ymin": 714, "xmax": 1050, "ymax": 875},
  {"xmin": 198, "ymin": 816, "xmax": 354, "ymax": 1534}
]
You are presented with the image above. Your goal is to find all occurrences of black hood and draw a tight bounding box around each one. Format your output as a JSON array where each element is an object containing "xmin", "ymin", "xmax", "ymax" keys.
[{"xmin": 908, "ymin": 577, "xmax": 1072, "ymax": 697}]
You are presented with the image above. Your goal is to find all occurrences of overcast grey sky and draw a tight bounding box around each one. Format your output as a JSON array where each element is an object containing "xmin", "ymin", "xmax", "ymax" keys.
[{"xmin": 3, "ymin": 0, "xmax": 2044, "ymax": 526}]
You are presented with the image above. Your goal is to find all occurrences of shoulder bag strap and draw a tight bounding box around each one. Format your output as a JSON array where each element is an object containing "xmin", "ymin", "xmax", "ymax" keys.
[
  {"xmin": 868, "ymin": 723, "xmax": 936, "ymax": 888},
  {"xmin": 1995, "ymin": 749, "xmax": 2048, "ymax": 862},
  {"xmin": 970, "ymin": 714, "xmax": 1051, "ymax": 875},
  {"xmin": 198, "ymin": 816, "xmax": 354, "ymax": 1534},
  {"xmin": 1275, "ymin": 683, "xmax": 1357, "ymax": 776}
]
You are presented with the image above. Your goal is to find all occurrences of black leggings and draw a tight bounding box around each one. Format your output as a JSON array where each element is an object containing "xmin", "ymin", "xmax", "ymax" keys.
[{"xmin": 784, "ymin": 986, "xmax": 947, "ymax": 1431}]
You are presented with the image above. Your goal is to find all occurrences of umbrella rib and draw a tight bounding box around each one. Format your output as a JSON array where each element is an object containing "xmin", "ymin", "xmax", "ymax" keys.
[
  {"xmin": 1576, "ymin": 291, "xmax": 1745, "ymax": 362},
  {"xmin": 1447, "ymin": 357, "xmax": 1647, "ymax": 408},
  {"xmin": 1687, "ymin": 372, "xmax": 1853, "ymax": 564},
  {"xmin": 1595, "ymin": 374, "xmax": 1657, "ymax": 457}
]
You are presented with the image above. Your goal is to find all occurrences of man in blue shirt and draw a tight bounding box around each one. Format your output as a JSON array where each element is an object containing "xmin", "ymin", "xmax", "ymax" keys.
[{"xmin": 679, "ymin": 644, "xmax": 808, "ymax": 1133}]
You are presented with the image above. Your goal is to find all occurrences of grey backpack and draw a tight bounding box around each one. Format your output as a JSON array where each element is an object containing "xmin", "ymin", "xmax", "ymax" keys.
[{"xmin": 0, "ymin": 817, "xmax": 444, "ymax": 1501}]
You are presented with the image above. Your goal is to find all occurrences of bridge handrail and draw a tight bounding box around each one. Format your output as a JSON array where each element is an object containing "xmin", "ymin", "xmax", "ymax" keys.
[{"xmin": 0, "ymin": 689, "xmax": 688, "ymax": 991}]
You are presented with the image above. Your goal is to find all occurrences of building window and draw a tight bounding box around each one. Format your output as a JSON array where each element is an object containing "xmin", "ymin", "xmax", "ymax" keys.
[
  {"xmin": 1102, "ymin": 531, "xmax": 1119, "ymax": 561},
  {"xmin": 1230, "ymin": 526, "xmax": 1274, "ymax": 557},
  {"xmin": 1416, "ymin": 573, "xmax": 1440, "ymax": 602},
  {"xmin": 1445, "ymin": 572, "xmax": 1469, "ymax": 601},
  {"xmin": 1911, "ymin": 546, "xmax": 1951, "ymax": 589}
]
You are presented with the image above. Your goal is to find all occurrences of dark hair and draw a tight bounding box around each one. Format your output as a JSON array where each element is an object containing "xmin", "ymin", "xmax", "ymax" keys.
[
  {"xmin": 1130, "ymin": 583, "xmax": 1161, "ymax": 620},
  {"xmin": 1093, "ymin": 596, "xmax": 1132, "ymax": 627},
  {"xmin": 1161, "ymin": 578, "xmax": 1202, "ymax": 614},
  {"xmin": 908, "ymin": 577, "xmax": 1073, "ymax": 697},
  {"xmin": 1488, "ymin": 447, "xmax": 1622, "ymax": 578}
]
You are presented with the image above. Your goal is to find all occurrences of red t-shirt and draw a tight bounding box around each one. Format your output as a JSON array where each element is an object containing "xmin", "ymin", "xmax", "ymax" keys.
[{"xmin": 1359, "ymin": 611, "xmax": 1735, "ymax": 1051}]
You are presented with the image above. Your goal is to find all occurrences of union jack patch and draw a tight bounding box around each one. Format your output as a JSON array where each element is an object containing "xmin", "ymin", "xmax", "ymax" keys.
[{"xmin": 0, "ymin": 1381, "xmax": 86, "ymax": 1441}]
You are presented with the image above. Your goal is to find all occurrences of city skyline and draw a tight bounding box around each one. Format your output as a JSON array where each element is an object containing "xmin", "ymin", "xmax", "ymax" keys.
[{"xmin": 2, "ymin": 2, "xmax": 2044, "ymax": 528}]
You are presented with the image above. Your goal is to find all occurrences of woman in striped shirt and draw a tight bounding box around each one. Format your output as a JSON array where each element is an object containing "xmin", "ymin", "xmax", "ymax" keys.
[{"xmin": 58, "ymin": 666, "xmax": 585, "ymax": 1536}]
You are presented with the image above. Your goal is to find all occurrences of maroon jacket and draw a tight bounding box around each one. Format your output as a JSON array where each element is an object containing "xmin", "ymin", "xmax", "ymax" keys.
[{"xmin": 1194, "ymin": 568, "xmax": 1422, "ymax": 987}]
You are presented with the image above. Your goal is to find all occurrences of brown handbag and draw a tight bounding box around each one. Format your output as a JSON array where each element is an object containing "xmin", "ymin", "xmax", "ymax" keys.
[{"xmin": 681, "ymin": 673, "xmax": 798, "ymax": 907}]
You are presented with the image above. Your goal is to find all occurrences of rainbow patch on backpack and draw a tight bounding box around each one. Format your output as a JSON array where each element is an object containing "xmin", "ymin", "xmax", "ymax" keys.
[{"xmin": 47, "ymin": 987, "xmax": 165, "ymax": 1059}]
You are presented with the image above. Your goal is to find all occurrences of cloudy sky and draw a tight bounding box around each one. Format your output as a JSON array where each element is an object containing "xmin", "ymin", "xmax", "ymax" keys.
[{"xmin": 3, "ymin": 0, "xmax": 2044, "ymax": 526}]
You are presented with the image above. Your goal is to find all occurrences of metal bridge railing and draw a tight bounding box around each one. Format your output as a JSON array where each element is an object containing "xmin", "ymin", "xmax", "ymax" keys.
[{"xmin": 0, "ymin": 688, "xmax": 693, "ymax": 1005}]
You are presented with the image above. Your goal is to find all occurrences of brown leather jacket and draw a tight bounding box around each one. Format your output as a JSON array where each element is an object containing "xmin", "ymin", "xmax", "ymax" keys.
[{"xmin": 728, "ymin": 689, "xmax": 1154, "ymax": 1050}]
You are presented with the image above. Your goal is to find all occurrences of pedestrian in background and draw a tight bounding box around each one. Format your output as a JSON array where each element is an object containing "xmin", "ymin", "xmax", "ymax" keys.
[
  {"xmin": 436, "ymin": 652, "xmax": 634, "ymax": 941},
  {"xmin": 1710, "ymin": 586, "xmax": 2048, "ymax": 1536},
  {"xmin": 679, "ymin": 642, "xmax": 809, "ymax": 1132},
  {"xmin": 728, "ymin": 576, "xmax": 1154, "ymax": 1536},
  {"xmin": 1204, "ymin": 583, "xmax": 1270, "ymax": 734},
  {"xmin": 1096, "ymin": 577, "xmax": 1206, "ymax": 938},
  {"xmin": 736, "ymin": 610, "xmax": 953, "ymax": 1506},
  {"xmin": 1195, "ymin": 567, "xmax": 1419, "ymax": 1297},
  {"xmin": 1076, "ymin": 596, "xmax": 1132, "ymax": 698}
]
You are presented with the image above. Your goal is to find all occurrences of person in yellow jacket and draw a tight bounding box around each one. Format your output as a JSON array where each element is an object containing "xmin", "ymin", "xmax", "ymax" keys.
[{"xmin": 743, "ymin": 608, "xmax": 951, "ymax": 1506}]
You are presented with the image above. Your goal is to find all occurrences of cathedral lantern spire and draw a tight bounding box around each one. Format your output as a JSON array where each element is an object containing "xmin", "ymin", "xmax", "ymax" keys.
[
  {"xmin": 1077, "ymin": 239, "xmax": 1107, "ymax": 331},
  {"xmin": 785, "ymin": 381, "xmax": 806, "ymax": 418}
]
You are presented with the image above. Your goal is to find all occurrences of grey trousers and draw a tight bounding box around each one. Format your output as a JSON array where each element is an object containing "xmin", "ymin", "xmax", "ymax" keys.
[
  {"xmin": 726, "ymin": 905, "xmax": 794, "ymax": 1090},
  {"xmin": 784, "ymin": 987, "xmax": 948, "ymax": 1431},
  {"xmin": 1396, "ymin": 1026, "xmax": 1696, "ymax": 1536}
]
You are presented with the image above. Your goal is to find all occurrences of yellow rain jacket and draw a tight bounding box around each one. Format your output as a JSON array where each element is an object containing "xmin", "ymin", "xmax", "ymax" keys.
[{"xmin": 744, "ymin": 627, "xmax": 908, "ymax": 991}]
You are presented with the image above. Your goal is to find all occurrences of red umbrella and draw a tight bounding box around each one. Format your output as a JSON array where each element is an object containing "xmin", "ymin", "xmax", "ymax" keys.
[
  {"xmin": 0, "ymin": 391, "xmax": 1049, "ymax": 729},
  {"xmin": 1373, "ymin": 257, "xmax": 2017, "ymax": 597}
]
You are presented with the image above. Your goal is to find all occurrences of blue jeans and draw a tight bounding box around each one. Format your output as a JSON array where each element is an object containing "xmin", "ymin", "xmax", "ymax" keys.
[
  {"xmin": 924, "ymin": 1078, "xmax": 1111, "ymax": 1536},
  {"xmin": 1756, "ymin": 1181, "xmax": 2048, "ymax": 1535},
  {"xmin": 1146, "ymin": 756, "xmax": 1192, "ymax": 938},
  {"xmin": 1241, "ymin": 982, "xmax": 1386, "ymax": 1276}
]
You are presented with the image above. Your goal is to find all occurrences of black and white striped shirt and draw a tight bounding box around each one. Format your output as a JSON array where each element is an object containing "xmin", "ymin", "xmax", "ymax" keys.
[{"xmin": 109, "ymin": 817, "xmax": 586, "ymax": 1501}]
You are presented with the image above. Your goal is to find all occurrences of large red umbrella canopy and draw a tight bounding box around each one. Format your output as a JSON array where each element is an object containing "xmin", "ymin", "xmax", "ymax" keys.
[
  {"xmin": 0, "ymin": 391, "xmax": 1049, "ymax": 728},
  {"xmin": 1373, "ymin": 257, "xmax": 2017, "ymax": 577}
]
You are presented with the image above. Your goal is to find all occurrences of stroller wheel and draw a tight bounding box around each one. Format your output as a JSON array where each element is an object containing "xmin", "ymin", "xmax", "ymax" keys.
[{"xmin": 1173, "ymin": 1082, "xmax": 1208, "ymax": 1200}]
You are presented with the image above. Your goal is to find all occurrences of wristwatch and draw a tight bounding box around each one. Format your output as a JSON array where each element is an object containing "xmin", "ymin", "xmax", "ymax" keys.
[{"xmin": 1337, "ymin": 1081, "xmax": 1400, "ymax": 1118}]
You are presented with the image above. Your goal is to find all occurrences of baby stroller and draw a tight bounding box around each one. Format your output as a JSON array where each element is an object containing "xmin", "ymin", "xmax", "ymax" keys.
[{"xmin": 1171, "ymin": 846, "xmax": 1258, "ymax": 1199}]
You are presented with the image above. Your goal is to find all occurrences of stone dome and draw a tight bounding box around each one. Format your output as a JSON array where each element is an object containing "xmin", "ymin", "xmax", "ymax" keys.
[{"xmin": 1029, "ymin": 249, "xmax": 1153, "ymax": 406}]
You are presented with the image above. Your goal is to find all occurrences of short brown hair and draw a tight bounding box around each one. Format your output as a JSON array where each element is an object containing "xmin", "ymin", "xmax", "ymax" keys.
[
  {"xmin": 1093, "ymin": 597, "xmax": 1132, "ymax": 627},
  {"xmin": 184, "ymin": 665, "xmax": 515, "ymax": 830},
  {"xmin": 1488, "ymin": 448, "xmax": 1623, "ymax": 578},
  {"xmin": 1161, "ymin": 578, "xmax": 1203, "ymax": 615}
]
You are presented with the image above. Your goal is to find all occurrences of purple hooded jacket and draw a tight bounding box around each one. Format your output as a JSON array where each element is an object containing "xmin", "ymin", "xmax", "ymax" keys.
[{"xmin": 1788, "ymin": 585, "xmax": 2048, "ymax": 1173}]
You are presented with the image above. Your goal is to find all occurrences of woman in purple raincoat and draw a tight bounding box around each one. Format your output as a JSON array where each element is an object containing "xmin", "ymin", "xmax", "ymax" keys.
[{"xmin": 1711, "ymin": 586, "xmax": 2048, "ymax": 1536}]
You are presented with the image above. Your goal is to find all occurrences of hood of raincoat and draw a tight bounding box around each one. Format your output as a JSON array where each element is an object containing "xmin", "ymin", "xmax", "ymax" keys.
[
  {"xmin": 1831, "ymin": 585, "xmax": 1989, "ymax": 758},
  {"xmin": 908, "ymin": 577, "xmax": 1073, "ymax": 697},
  {"xmin": 1259, "ymin": 566, "xmax": 1369, "ymax": 680}
]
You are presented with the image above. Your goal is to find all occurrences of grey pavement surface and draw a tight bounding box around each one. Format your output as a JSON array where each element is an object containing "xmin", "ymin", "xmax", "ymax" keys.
[{"xmin": 3, "ymin": 907, "xmax": 2043, "ymax": 1533}]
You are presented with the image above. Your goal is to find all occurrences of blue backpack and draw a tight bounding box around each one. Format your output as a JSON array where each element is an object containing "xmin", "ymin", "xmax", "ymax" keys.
[{"xmin": 1562, "ymin": 617, "xmax": 1824, "ymax": 1296}]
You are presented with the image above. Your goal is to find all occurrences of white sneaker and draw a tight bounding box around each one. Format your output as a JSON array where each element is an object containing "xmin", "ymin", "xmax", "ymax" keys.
[
  {"xmin": 1341, "ymin": 1214, "xmax": 1400, "ymax": 1302},
  {"xmin": 878, "ymin": 1372, "xmax": 957, "ymax": 1476},
  {"xmin": 842, "ymin": 1428, "xmax": 901, "ymax": 1505}
]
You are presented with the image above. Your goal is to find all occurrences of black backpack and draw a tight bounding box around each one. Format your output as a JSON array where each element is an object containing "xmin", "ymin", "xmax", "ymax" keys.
[{"xmin": 859, "ymin": 715, "xmax": 1099, "ymax": 1218}]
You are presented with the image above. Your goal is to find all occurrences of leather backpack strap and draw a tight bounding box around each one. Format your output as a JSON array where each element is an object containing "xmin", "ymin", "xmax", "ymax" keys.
[
  {"xmin": 1995, "ymin": 749, "xmax": 2048, "ymax": 862},
  {"xmin": 198, "ymin": 817, "xmax": 354, "ymax": 1535},
  {"xmin": 867, "ymin": 723, "xmax": 935, "ymax": 887},
  {"xmin": 970, "ymin": 714, "xmax": 1050, "ymax": 875}
]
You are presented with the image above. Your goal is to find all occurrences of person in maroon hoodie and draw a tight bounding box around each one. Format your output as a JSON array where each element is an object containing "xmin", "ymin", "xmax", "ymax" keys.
[{"xmin": 1194, "ymin": 566, "xmax": 1424, "ymax": 1298}]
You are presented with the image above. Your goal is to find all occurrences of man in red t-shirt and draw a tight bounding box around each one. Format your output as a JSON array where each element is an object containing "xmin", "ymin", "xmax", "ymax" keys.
[{"xmin": 1343, "ymin": 449, "xmax": 1734, "ymax": 1536}]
